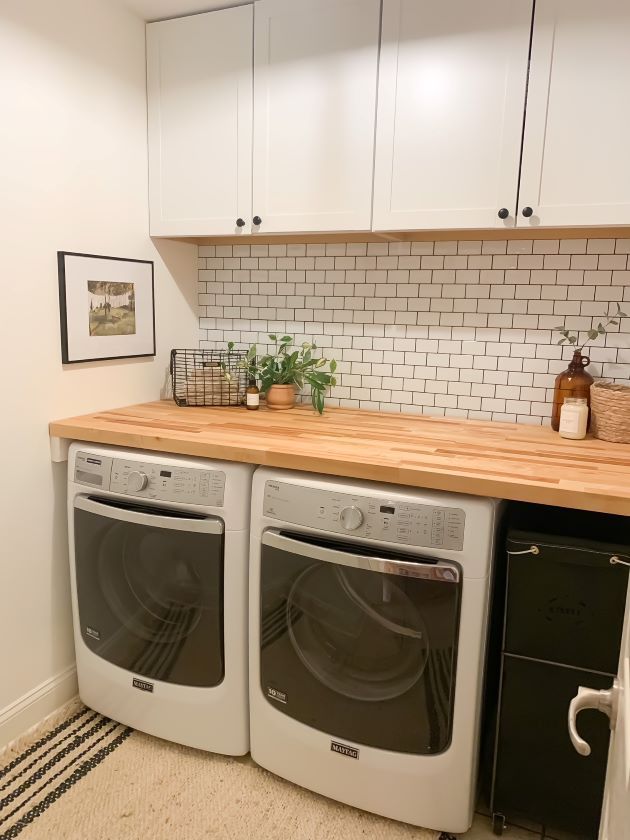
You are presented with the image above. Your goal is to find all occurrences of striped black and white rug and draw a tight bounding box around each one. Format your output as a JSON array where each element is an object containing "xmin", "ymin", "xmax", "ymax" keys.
[
  {"xmin": 0, "ymin": 704, "xmax": 132, "ymax": 839},
  {"xmin": 0, "ymin": 700, "xmax": 511, "ymax": 840}
]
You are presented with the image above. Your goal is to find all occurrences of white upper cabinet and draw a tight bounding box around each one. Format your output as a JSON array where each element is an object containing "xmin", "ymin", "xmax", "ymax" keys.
[
  {"xmin": 145, "ymin": 0, "xmax": 630, "ymax": 236},
  {"xmin": 373, "ymin": 0, "xmax": 532, "ymax": 231},
  {"xmin": 147, "ymin": 6, "xmax": 253, "ymax": 237},
  {"xmin": 518, "ymin": 0, "xmax": 630, "ymax": 228},
  {"xmin": 252, "ymin": 0, "xmax": 381, "ymax": 233}
]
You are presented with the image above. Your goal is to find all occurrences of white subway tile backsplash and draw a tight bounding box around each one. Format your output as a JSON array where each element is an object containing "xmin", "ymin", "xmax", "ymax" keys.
[
  {"xmin": 405, "ymin": 243, "xmax": 431, "ymax": 258},
  {"xmin": 517, "ymin": 255, "xmax": 544, "ymax": 270},
  {"xmin": 559, "ymin": 239, "xmax": 587, "ymax": 254},
  {"xmin": 492, "ymin": 255, "xmax": 518, "ymax": 269},
  {"xmin": 482, "ymin": 240, "xmax": 507, "ymax": 255},
  {"xmin": 600, "ymin": 255, "xmax": 628, "ymax": 270},
  {"xmin": 434, "ymin": 241, "xmax": 458, "ymax": 255},
  {"xmin": 543, "ymin": 255, "xmax": 570, "ymax": 270},
  {"xmin": 197, "ymin": 238, "xmax": 630, "ymax": 424},
  {"xmin": 571, "ymin": 255, "xmax": 599, "ymax": 270},
  {"xmin": 506, "ymin": 239, "xmax": 532, "ymax": 254},
  {"xmin": 587, "ymin": 239, "xmax": 616, "ymax": 254},
  {"xmin": 533, "ymin": 239, "xmax": 560, "ymax": 254}
]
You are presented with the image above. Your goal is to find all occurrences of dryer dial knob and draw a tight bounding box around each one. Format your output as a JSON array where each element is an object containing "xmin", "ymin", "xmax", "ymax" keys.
[
  {"xmin": 340, "ymin": 506, "xmax": 364, "ymax": 530},
  {"xmin": 127, "ymin": 470, "xmax": 148, "ymax": 492}
]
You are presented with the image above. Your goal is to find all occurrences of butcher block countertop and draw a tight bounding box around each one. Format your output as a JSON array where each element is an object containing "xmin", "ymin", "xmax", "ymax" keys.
[{"xmin": 50, "ymin": 401, "xmax": 630, "ymax": 516}]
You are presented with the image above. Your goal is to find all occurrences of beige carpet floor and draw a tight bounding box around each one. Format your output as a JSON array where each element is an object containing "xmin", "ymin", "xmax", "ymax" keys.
[{"xmin": 0, "ymin": 700, "xmax": 537, "ymax": 840}]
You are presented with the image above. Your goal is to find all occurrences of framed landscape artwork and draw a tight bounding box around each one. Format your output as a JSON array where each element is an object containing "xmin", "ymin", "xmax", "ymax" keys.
[{"xmin": 57, "ymin": 252, "xmax": 155, "ymax": 363}]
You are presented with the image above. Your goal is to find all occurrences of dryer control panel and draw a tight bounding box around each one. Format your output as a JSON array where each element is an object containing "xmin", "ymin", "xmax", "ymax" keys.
[
  {"xmin": 263, "ymin": 480, "xmax": 465, "ymax": 551},
  {"xmin": 73, "ymin": 450, "xmax": 226, "ymax": 506}
]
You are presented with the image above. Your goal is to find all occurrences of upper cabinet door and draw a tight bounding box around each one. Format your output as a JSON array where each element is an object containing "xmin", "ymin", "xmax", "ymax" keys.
[
  {"xmin": 518, "ymin": 0, "xmax": 630, "ymax": 228},
  {"xmin": 147, "ymin": 7, "xmax": 253, "ymax": 237},
  {"xmin": 252, "ymin": 0, "xmax": 380, "ymax": 234},
  {"xmin": 373, "ymin": 0, "xmax": 532, "ymax": 232}
]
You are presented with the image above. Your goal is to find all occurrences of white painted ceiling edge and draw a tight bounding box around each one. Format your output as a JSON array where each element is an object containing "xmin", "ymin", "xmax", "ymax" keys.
[{"xmin": 113, "ymin": 0, "xmax": 250, "ymax": 23}]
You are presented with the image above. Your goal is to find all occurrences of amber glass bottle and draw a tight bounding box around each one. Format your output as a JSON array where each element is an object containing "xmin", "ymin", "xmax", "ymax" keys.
[
  {"xmin": 245, "ymin": 378, "xmax": 260, "ymax": 410},
  {"xmin": 551, "ymin": 350, "xmax": 594, "ymax": 431}
]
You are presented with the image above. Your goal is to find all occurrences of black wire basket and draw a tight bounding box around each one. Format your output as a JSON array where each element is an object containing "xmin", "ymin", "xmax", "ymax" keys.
[{"xmin": 170, "ymin": 348, "xmax": 247, "ymax": 407}]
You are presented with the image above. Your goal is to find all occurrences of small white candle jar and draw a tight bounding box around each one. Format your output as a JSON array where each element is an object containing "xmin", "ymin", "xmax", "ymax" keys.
[{"xmin": 559, "ymin": 397, "xmax": 589, "ymax": 440}]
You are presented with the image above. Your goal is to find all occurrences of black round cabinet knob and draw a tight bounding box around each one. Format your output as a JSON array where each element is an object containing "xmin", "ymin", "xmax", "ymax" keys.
[
  {"xmin": 497, "ymin": 208, "xmax": 509, "ymax": 219},
  {"xmin": 253, "ymin": 215, "xmax": 262, "ymax": 226},
  {"xmin": 522, "ymin": 206, "xmax": 534, "ymax": 217},
  {"xmin": 236, "ymin": 218, "xmax": 245, "ymax": 227}
]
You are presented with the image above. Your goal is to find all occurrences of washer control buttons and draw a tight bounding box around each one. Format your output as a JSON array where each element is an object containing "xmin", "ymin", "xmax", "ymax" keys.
[
  {"xmin": 127, "ymin": 470, "xmax": 148, "ymax": 493},
  {"xmin": 340, "ymin": 505, "xmax": 364, "ymax": 531},
  {"xmin": 109, "ymin": 458, "xmax": 226, "ymax": 506}
]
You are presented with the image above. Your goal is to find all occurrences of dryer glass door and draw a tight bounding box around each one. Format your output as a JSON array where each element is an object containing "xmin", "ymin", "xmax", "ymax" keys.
[
  {"xmin": 260, "ymin": 529, "xmax": 461, "ymax": 755},
  {"xmin": 73, "ymin": 495, "xmax": 224, "ymax": 687}
]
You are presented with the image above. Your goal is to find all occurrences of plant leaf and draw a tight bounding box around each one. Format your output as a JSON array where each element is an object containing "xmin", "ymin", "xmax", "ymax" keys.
[
  {"xmin": 268, "ymin": 334, "xmax": 277, "ymax": 342},
  {"xmin": 569, "ymin": 336, "xmax": 577, "ymax": 344},
  {"xmin": 587, "ymin": 329, "xmax": 599, "ymax": 340}
]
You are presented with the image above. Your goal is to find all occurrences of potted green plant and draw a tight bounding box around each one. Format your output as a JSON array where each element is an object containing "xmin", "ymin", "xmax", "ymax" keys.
[{"xmin": 225, "ymin": 335, "xmax": 337, "ymax": 413}]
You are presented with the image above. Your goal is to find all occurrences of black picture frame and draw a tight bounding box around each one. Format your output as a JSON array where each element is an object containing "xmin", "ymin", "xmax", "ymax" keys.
[{"xmin": 57, "ymin": 251, "xmax": 155, "ymax": 364}]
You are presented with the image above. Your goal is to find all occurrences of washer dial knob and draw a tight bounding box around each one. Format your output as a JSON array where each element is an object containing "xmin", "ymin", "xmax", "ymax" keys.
[
  {"xmin": 340, "ymin": 505, "xmax": 364, "ymax": 530},
  {"xmin": 127, "ymin": 470, "xmax": 148, "ymax": 493}
]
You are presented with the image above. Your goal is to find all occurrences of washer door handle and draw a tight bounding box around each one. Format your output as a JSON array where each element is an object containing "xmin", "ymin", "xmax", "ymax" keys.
[
  {"xmin": 74, "ymin": 494, "xmax": 223, "ymax": 534},
  {"xmin": 262, "ymin": 529, "xmax": 459, "ymax": 583}
]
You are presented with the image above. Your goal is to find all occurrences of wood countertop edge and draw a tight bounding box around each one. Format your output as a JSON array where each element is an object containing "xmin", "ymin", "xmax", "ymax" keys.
[{"xmin": 48, "ymin": 417, "xmax": 630, "ymax": 516}]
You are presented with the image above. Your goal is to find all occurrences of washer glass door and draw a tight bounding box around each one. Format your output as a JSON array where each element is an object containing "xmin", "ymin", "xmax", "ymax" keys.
[
  {"xmin": 74, "ymin": 495, "xmax": 224, "ymax": 687},
  {"xmin": 260, "ymin": 530, "xmax": 461, "ymax": 754}
]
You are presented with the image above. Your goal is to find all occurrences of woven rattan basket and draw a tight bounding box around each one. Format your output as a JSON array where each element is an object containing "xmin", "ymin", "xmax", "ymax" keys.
[{"xmin": 590, "ymin": 380, "xmax": 630, "ymax": 443}]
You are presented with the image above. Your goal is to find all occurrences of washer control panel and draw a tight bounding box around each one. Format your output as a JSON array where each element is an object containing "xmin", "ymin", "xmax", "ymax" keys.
[
  {"xmin": 73, "ymin": 451, "xmax": 226, "ymax": 506},
  {"xmin": 263, "ymin": 480, "xmax": 465, "ymax": 551}
]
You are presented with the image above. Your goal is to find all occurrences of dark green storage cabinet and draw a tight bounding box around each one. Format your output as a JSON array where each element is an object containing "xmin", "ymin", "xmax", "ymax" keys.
[{"xmin": 490, "ymin": 504, "xmax": 629, "ymax": 838}]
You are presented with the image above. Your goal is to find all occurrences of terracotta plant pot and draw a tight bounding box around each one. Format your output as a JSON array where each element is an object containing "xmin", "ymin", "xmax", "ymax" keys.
[{"xmin": 266, "ymin": 384, "xmax": 296, "ymax": 410}]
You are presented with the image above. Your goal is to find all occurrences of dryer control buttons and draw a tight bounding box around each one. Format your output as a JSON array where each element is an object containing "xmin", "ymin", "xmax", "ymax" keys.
[
  {"xmin": 263, "ymin": 480, "xmax": 466, "ymax": 551},
  {"xmin": 340, "ymin": 506, "xmax": 364, "ymax": 530},
  {"xmin": 127, "ymin": 471, "xmax": 148, "ymax": 493}
]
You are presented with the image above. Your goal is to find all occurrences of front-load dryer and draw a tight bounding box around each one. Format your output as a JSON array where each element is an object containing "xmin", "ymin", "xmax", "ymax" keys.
[
  {"xmin": 68, "ymin": 443, "xmax": 253, "ymax": 755},
  {"xmin": 249, "ymin": 467, "xmax": 502, "ymax": 835}
]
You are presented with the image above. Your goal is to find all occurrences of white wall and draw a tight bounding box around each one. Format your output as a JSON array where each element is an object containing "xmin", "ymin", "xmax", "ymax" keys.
[{"xmin": 0, "ymin": 0, "xmax": 199, "ymax": 744}]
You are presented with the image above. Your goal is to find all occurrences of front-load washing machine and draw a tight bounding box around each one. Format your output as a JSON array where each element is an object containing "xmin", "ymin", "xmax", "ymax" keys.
[
  {"xmin": 68, "ymin": 443, "xmax": 253, "ymax": 755},
  {"xmin": 249, "ymin": 467, "xmax": 502, "ymax": 835}
]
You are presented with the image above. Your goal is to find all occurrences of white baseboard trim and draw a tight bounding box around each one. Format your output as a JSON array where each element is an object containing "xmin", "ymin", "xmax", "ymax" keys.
[{"xmin": 0, "ymin": 665, "xmax": 78, "ymax": 750}]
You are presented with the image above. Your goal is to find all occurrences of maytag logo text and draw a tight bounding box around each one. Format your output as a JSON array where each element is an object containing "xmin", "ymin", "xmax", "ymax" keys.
[{"xmin": 330, "ymin": 741, "xmax": 359, "ymax": 759}]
